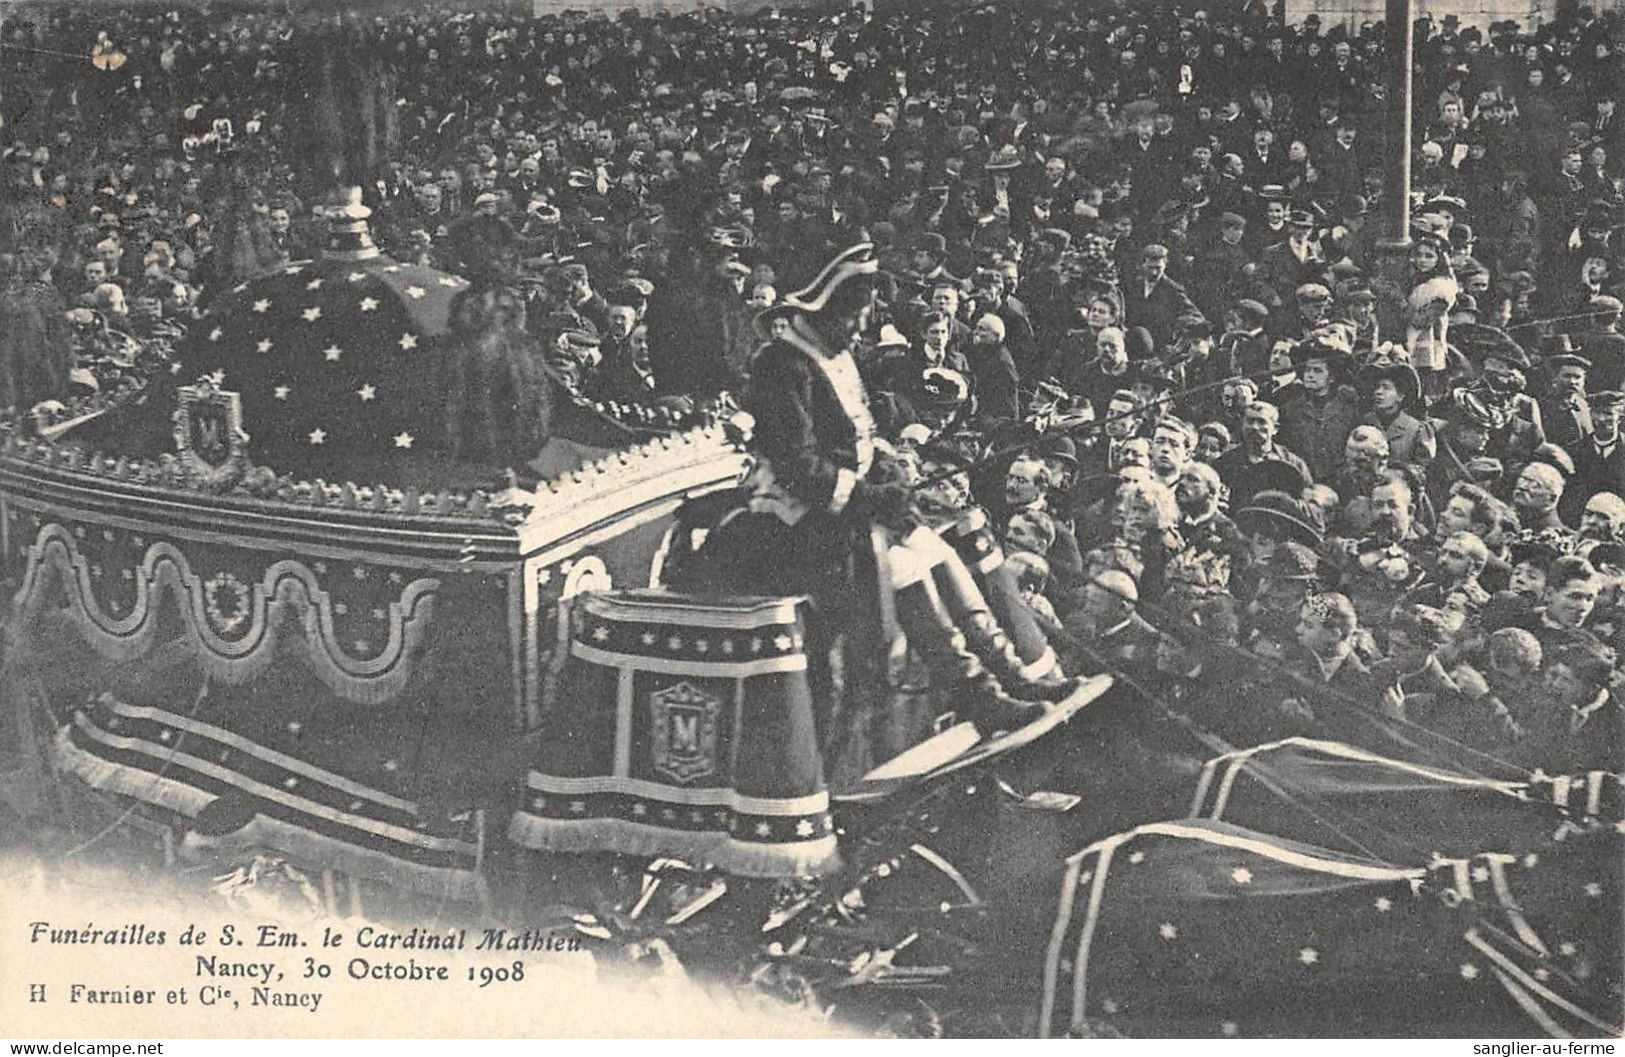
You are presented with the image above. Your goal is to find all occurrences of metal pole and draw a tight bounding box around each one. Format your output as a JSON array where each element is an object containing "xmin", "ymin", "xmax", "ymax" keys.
[{"xmin": 1375, "ymin": 0, "xmax": 1415, "ymax": 283}]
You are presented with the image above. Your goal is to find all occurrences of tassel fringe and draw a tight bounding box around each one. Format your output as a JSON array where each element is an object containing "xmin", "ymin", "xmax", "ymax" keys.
[
  {"xmin": 507, "ymin": 813, "xmax": 841, "ymax": 878},
  {"xmin": 54, "ymin": 726, "xmax": 214, "ymax": 817}
]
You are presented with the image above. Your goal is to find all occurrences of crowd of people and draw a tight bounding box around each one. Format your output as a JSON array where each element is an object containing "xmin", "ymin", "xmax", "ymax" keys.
[{"xmin": 2, "ymin": 0, "xmax": 1623, "ymax": 778}]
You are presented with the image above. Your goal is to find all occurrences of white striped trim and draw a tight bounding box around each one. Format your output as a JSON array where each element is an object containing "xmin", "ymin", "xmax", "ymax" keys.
[
  {"xmin": 524, "ymin": 771, "xmax": 829, "ymax": 817},
  {"xmin": 830, "ymin": 467, "xmax": 858, "ymax": 515},
  {"xmin": 1480, "ymin": 852, "xmax": 1547, "ymax": 955},
  {"xmin": 578, "ymin": 592, "xmax": 805, "ymax": 630},
  {"xmin": 1069, "ymin": 836, "xmax": 1123, "ymax": 1034},
  {"xmin": 74, "ymin": 716, "xmax": 477, "ymax": 855},
  {"xmin": 1201, "ymin": 736, "xmax": 1526, "ymax": 819},
  {"xmin": 1039, "ymin": 853, "xmax": 1087, "ymax": 1038},
  {"xmin": 1464, "ymin": 929, "xmax": 1621, "ymax": 1035},
  {"xmin": 569, "ymin": 640, "xmax": 806, "ymax": 677},
  {"xmin": 1490, "ymin": 966, "xmax": 1572, "ymax": 1039},
  {"xmin": 98, "ymin": 699, "xmax": 418, "ymax": 814},
  {"xmin": 1049, "ymin": 821, "xmax": 1424, "ymax": 1036},
  {"xmin": 613, "ymin": 667, "xmax": 634, "ymax": 779}
]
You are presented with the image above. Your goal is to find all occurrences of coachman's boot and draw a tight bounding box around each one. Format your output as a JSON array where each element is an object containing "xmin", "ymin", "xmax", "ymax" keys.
[
  {"xmin": 890, "ymin": 575, "xmax": 1050, "ymax": 735},
  {"xmin": 941, "ymin": 512, "xmax": 1059, "ymax": 673},
  {"xmin": 911, "ymin": 528, "xmax": 1077, "ymax": 702}
]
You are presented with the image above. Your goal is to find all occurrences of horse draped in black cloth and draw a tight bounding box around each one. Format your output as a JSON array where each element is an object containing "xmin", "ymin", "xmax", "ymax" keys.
[{"xmin": 669, "ymin": 244, "xmax": 1086, "ymax": 760}]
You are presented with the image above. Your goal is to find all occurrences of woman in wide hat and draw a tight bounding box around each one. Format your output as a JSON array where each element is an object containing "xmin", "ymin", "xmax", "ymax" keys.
[{"xmin": 1363, "ymin": 361, "xmax": 1437, "ymax": 470}]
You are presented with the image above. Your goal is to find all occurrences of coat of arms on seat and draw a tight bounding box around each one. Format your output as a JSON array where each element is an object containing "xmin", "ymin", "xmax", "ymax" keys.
[
  {"xmin": 649, "ymin": 681, "xmax": 722, "ymax": 784},
  {"xmin": 173, "ymin": 378, "xmax": 251, "ymax": 491}
]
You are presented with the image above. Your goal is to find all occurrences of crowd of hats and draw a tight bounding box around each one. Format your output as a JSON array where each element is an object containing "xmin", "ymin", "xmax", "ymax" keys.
[{"xmin": 2, "ymin": 1, "xmax": 1625, "ymax": 766}]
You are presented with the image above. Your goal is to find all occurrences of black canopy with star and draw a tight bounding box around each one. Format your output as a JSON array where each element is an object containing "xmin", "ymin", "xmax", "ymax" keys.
[{"xmin": 178, "ymin": 255, "xmax": 471, "ymax": 482}]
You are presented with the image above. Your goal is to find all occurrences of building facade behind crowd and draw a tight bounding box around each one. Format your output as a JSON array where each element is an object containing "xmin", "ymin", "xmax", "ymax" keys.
[{"xmin": 2, "ymin": 0, "xmax": 1622, "ymax": 774}]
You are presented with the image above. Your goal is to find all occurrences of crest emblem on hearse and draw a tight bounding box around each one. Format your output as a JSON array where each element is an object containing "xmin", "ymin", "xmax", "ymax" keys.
[
  {"xmin": 649, "ymin": 681, "xmax": 722, "ymax": 784},
  {"xmin": 173, "ymin": 378, "xmax": 250, "ymax": 491}
]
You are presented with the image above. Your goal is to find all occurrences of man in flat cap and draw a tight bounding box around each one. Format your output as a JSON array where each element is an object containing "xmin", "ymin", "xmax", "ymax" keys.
[
  {"xmin": 1537, "ymin": 337, "xmax": 1594, "ymax": 449},
  {"xmin": 1259, "ymin": 208, "xmax": 1330, "ymax": 302},
  {"xmin": 1124, "ymin": 242, "xmax": 1203, "ymax": 352},
  {"xmin": 1570, "ymin": 389, "xmax": 1625, "ymax": 507},
  {"xmin": 1199, "ymin": 211, "xmax": 1252, "ymax": 320},
  {"xmin": 1579, "ymin": 295, "xmax": 1625, "ymax": 391}
]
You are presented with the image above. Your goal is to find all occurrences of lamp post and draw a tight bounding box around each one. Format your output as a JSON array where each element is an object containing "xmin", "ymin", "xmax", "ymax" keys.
[{"xmin": 1375, "ymin": 0, "xmax": 1416, "ymax": 289}]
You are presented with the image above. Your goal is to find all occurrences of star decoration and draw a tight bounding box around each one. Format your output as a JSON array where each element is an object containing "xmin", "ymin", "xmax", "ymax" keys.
[
  {"xmin": 348, "ymin": 271, "xmax": 367, "ymax": 282},
  {"xmin": 308, "ymin": 428, "xmax": 327, "ymax": 445},
  {"xmin": 352, "ymin": 566, "xmax": 369, "ymax": 580},
  {"xmin": 371, "ymin": 608, "xmax": 387, "ymax": 620},
  {"xmin": 592, "ymin": 626, "xmax": 610, "ymax": 642},
  {"xmin": 323, "ymin": 345, "xmax": 343, "ymax": 362},
  {"xmin": 405, "ymin": 285, "xmax": 426, "ymax": 299},
  {"xmin": 257, "ymin": 338, "xmax": 273, "ymax": 353},
  {"xmin": 398, "ymin": 332, "xmax": 418, "ymax": 350},
  {"xmin": 1158, "ymin": 922, "xmax": 1178, "ymax": 940},
  {"xmin": 1220, "ymin": 1023, "xmax": 1239, "ymax": 1038},
  {"xmin": 301, "ymin": 306, "xmax": 322, "ymax": 322},
  {"xmin": 689, "ymin": 810, "xmax": 704, "ymax": 823},
  {"xmin": 158, "ymin": 729, "xmax": 172, "ymax": 742},
  {"xmin": 393, "ymin": 432, "xmax": 414, "ymax": 449},
  {"xmin": 569, "ymin": 800, "xmax": 586, "ymax": 814},
  {"xmin": 1459, "ymin": 964, "xmax": 1479, "ymax": 980},
  {"xmin": 1524, "ymin": 853, "xmax": 1541, "ymax": 867},
  {"xmin": 1101, "ymin": 999, "xmax": 1119, "ymax": 1015},
  {"xmin": 314, "ymin": 562, "xmax": 328, "ymax": 574},
  {"xmin": 284, "ymin": 265, "xmax": 303, "ymax": 275},
  {"xmin": 1298, "ymin": 948, "xmax": 1319, "ymax": 965},
  {"xmin": 252, "ymin": 298, "xmax": 271, "ymax": 313},
  {"xmin": 357, "ymin": 383, "xmax": 377, "ymax": 402},
  {"xmin": 640, "ymin": 632, "xmax": 656, "ymax": 646},
  {"xmin": 1129, "ymin": 851, "xmax": 1146, "ymax": 864},
  {"xmin": 1373, "ymin": 897, "xmax": 1392, "ymax": 912},
  {"xmin": 359, "ymin": 297, "xmax": 379, "ymax": 312},
  {"xmin": 208, "ymin": 326, "xmax": 223, "ymax": 342},
  {"xmin": 667, "ymin": 635, "xmax": 684, "ymax": 650},
  {"xmin": 795, "ymin": 819, "xmax": 815, "ymax": 837},
  {"xmin": 1471, "ymin": 865, "xmax": 1490, "ymax": 883},
  {"xmin": 749, "ymin": 637, "xmax": 763, "ymax": 653},
  {"xmin": 1534, "ymin": 968, "xmax": 1551, "ymax": 981},
  {"xmin": 774, "ymin": 634, "xmax": 793, "ymax": 651},
  {"xmin": 305, "ymin": 278, "xmax": 323, "ymax": 291},
  {"xmin": 334, "ymin": 603, "xmax": 349, "ymax": 615},
  {"xmin": 1231, "ymin": 867, "xmax": 1253, "ymax": 885},
  {"xmin": 754, "ymin": 822, "xmax": 773, "ymax": 837},
  {"xmin": 1559, "ymin": 942, "xmax": 1578, "ymax": 956},
  {"xmin": 1584, "ymin": 882, "xmax": 1603, "ymax": 897},
  {"xmin": 721, "ymin": 640, "xmax": 735, "ymax": 654},
  {"xmin": 631, "ymin": 803, "xmax": 647, "ymax": 816},
  {"xmin": 273, "ymin": 385, "xmax": 290, "ymax": 400},
  {"xmin": 531, "ymin": 797, "xmax": 546, "ymax": 811},
  {"xmin": 694, "ymin": 639, "xmax": 709, "ymax": 653},
  {"xmin": 382, "ymin": 758, "xmax": 399, "ymax": 772}
]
